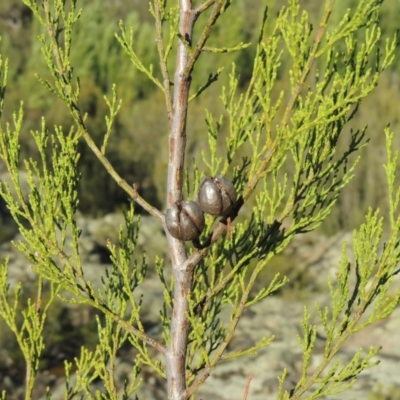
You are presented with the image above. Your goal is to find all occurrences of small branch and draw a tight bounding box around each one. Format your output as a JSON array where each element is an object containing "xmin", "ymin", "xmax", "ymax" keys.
[
  {"xmin": 154, "ymin": 0, "xmax": 174, "ymax": 125},
  {"xmin": 185, "ymin": 1, "xmax": 225, "ymax": 77},
  {"xmin": 41, "ymin": 223, "xmax": 167, "ymax": 355},
  {"xmin": 201, "ymin": 42, "xmax": 251, "ymax": 53},
  {"xmin": 242, "ymin": 375, "xmax": 254, "ymax": 400},
  {"xmin": 42, "ymin": 0, "xmax": 69, "ymax": 98},
  {"xmin": 132, "ymin": 184, "xmax": 165, "ymax": 221},
  {"xmin": 42, "ymin": 0, "xmax": 165, "ymax": 224},
  {"xmin": 78, "ymin": 125, "xmax": 164, "ymax": 223},
  {"xmin": 116, "ymin": 21, "xmax": 165, "ymax": 92},
  {"xmin": 194, "ymin": 0, "xmax": 217, "ymax": 15},
  {"xmin": 97, "ymin": 304, "xmax": 167, "ymax": 355},
  {"xmin": 243, "ymin": 148, "xmax": 275, "ymax": 202},
  {"xmin": 186, "ymin": 258, "xmax": 259, "ymax": 397},
  {"xmin": 20, "ymin": 214, "xmax": 167, "ymax": 357},
  {"xmin": 241, "ymin": 0, "xmax": 335, "ymax": 210},
  {"xmin": 188, "ymin": 68, "xmax": 224, "ymax": 102},
  {"xmin": 282, "ymin": 0, "xmax": 334, "ymax": 125}
]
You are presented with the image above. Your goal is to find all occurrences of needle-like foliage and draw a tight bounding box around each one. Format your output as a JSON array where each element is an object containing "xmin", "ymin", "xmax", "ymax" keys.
[{"xmin": 0, "ymin": 0, "xmax": 399, "ymax": 399}]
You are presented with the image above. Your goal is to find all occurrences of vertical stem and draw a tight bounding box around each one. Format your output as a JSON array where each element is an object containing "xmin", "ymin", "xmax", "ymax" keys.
[
  {"xmin": 165, "ymin": 1, "xmax": 195, "ymax": 399},
  {"xmin": 25, "ymin": 363, "xmax": 33, "ymax": 400}
]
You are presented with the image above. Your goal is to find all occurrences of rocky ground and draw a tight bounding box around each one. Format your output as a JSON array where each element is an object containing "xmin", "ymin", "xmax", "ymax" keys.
[{"xmin": 1, "ymin": 213, "xmax": 400, "ymax": 399}]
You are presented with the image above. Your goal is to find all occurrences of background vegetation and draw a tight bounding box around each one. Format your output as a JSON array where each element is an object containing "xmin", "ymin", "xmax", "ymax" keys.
[{"xmin": 1, "ymin": 0, "xmax": 399, "ymax": 239}]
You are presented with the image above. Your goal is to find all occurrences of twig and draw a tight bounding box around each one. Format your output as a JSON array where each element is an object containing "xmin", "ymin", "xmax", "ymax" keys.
[
  {"xmin": 243, "ymin": 0, "xmax": 335, "ymax": 211},
  {"xmin": 188, "ymin": 68, "xmax": 224, "ymax": 102},
  {"xmin": 242, "ymin": 375, "xmax": 254, "ymax": 400},
  {"xmin": 76, "ymin": 123, "xmax": 164, "ymax": 223},
  {"xmin": 42, "ymin": 0, "xmax": 165, "ymax": 224},
  {"xmin": 154, "ymin": 0, "xmax": 174, "ymax": 125},
  {"xmin": 281, "ymin": 0, "xmax": 334, "ymax": 125},
  {"xmin": 194, "ymin": 0, "xmax": 217, "ymax": 15},
  {"xmin": 185, "ymin": 259, "xmax": 259, "ymax": 397},
  {"xmin": 132, "ymin": 184, "xmax": 165, "ymax": 221},
  {"xmin": 186, "ymin": 1, "xmax": 225, "ymax": 77},
  {"xmin": 97, "ymin": 304, "xmax": 167, "ymax": 355}
]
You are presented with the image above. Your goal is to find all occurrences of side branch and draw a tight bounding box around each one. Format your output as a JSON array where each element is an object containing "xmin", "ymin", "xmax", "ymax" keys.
[
  {"xmin": 42, "ymin": 0, "xmax": 164, "ymax": 223},
  {"xmin": 95, "ymin": 303, "xmax": 167, "ymax": 355},
  {"xmin": 194, "ymin": 0, "xmax": 217, "ymax": 15},
  {"xmin": 185, "ymin": 244, "xmax": 264, "ymax": 398},
  {"xmin": 282, "ymin": 0, "xmax": 334, "ymax": 125},
  {"xmin": 186, "ymin": 1, "xmax": 225, "ymax": 77},
  {"xmin": 80, "ymin": 125, "xmax": 164, "ymax": 222},
  {"xmin": 154, "ymin": 0, "xmax": 174, "ymax": 125},
  {"xmin": 236, "ymin": 0, "xmax": 334, "ymax": 218}
]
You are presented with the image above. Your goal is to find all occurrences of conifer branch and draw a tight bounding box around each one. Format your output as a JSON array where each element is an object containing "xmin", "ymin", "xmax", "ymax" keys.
[
  {"xmin": 40, "ymin": 0, "xmax": 164, "ymax": 223},
  {"xmin": 153, "ymin": 0, "xmax": 174, "ymax": 124},
  {"xmin": 1, "ymin": 1, "xmax": 399, "ymax": 398},
  {"xmin": 242, "ymin": 1, "xmax": 334, "ymax": 205},
  {"xmin": 194, "ymin": 0, "xmax": 217, "ymax": 15},
  {"xmin": 188, "ymin": 67, "xmax": 224, "ymax": 102},
  {"xmin": 185, "ymin": 1, "xmax": 226, "ymax": 77},
  {"xmin": 201, "ymin": 42, "xmax": 251, "ymax": 53},
  {"xmin": 92, "ymin": 303, "xmax": 167, "ymax": 355}
]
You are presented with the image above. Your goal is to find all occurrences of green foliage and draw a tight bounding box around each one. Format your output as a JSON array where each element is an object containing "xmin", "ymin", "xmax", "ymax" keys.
[
  {"xmin": 1, "ymin": 0, "xmax": 400, "ymax": 225},
  {"xmin": 0, "ymin": 266, "xmax": 60, "ymax": 398},
  {"xmin": 0, "ymin": 0, "xmax": 400, "ymax": 399},
  {"xmin": 279, "ymin": 129, "xmax": 400, "ymax": 396},
  {"xmin": 0, "ymin": 0, "xmax": 162, "ymax": 215}
]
